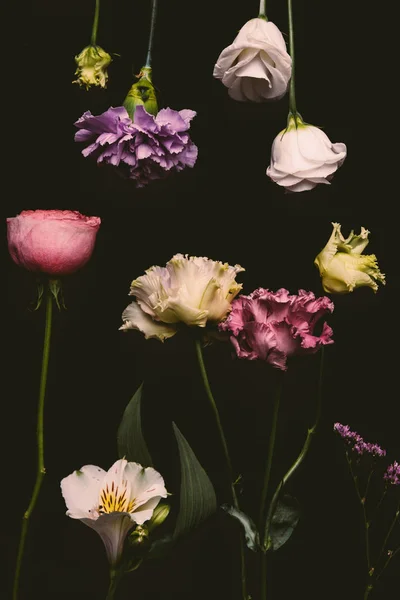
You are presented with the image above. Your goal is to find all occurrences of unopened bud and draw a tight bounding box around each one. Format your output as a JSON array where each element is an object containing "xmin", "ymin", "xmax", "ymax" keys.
[{"xmin": 147, "ymin": 503, "xmax": 170, "ymax": 532}]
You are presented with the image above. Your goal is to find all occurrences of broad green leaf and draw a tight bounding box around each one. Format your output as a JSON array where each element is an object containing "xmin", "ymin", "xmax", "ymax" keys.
[
  {"xmin": 172, "ymin": 422, "xmax": 217, "ymax": 539},
  {"xmin": 147, "ymin": 535, "xmax": 176, "ymax": 559},
  {"xmin": 268, "ymin": 494, "xmax": 300, "ymax": 551},
  {"xmin": 221, "ymin": 505, "xmax": 260, "ymax": 551},
  {"xmin": 117, "ymin": 383, "xmax": 153, "ymax": 467}
]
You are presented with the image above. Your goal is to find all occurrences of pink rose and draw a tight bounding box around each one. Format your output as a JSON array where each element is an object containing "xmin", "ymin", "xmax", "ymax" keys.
[{"xmin": 7, "ymin": 210, "xmax": 101, "ymax": 276}]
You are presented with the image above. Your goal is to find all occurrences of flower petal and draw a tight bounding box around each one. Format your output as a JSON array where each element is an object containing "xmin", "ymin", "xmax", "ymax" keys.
[
  {"xmin": 61, "ymin": 465, "xmax": 106, "ymax": 519},
  {"xmin": 120, "ymin": 302, "xmax": 177, "ymax": 341},
  {"xmin": 81, "ymin": 513, "xmax": 135, "ymax": 565}
]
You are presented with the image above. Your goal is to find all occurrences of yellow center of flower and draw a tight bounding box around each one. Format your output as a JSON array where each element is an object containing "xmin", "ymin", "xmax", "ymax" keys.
[{"xmin": 98, "ymin": 480, "xmax": 136, "ymax": 514}]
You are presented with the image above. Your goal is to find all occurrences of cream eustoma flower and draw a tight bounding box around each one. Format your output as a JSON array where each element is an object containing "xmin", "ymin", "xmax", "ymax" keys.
[
  {"xmin": 213, "ymin": 18, "xmax": 292, "ymax": 102},
  {"xmin": 121, "ymin": 254, "xmax": 244, "ymax": 341},
  {"xmin": 61, "ymin": 459, "xmax": 167, "ymax": 565},
  {"xmin": 267, "ymin": 115, "xmax": 347, "ymax": 192},
  {"xmin": 73, "ymin": 45, "xmax": 112, "ymax": 90},
  {"xmin": 314, "ymin": 223, "xmax": 386, "ymax": 294}
]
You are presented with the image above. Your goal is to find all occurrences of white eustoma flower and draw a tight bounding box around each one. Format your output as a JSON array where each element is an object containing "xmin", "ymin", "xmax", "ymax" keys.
[
  {"xmin": 213, "ymin": 18, "xmax": 292, "ymax": 102},
  {"xmin": 121, "ymin": 254, "xmax": 244, "ymax": 341},
  {"xmin": 314, "ymin": 223, "xmax": 386, "ymax": 294},
  {"xmin": 61, "ymin": 459, "xmax": 168, "ymax": 565},
  {"xmin": 267, "ymin": 115, "xmax": 347, "ymax": 192}
]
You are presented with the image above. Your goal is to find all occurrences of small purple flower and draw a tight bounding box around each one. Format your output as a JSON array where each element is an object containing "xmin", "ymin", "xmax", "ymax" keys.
[
  {"xmin": 333, "ymin": 423, "xmax": 386, "ymax": 458},
  {"xmin": 74, "ymin": 105, "xmax": 198, "ymax": 187},
  {"xmin": 384, "ymin": 461, "xmax": 400, "ymax": 485},
  {"xmin": 219, "ymin": 288, "xmax": 334, "ymax": 371}
]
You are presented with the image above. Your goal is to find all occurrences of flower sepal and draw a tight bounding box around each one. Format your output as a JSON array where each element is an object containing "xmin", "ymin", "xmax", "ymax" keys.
[{"xmin": 123, "ymin": 67, "xmax": 158, "ymax": 119}]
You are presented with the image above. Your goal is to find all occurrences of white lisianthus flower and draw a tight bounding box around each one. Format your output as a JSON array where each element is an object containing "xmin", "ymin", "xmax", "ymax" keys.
[
  {"xmin": 120, "ymin": 254, "xmax": 244, "ymax": 341},
  {"xmin": 267, "ymin": 114, "xmax": 347, "ymax": 192},
  {"xmin": 213, "ymin": 18, "xmax": 292, "ymax": 102},
  {"xmin": 314, "ymin": 223, "xmax": 386, "ymax": 294},
  {"xmin": 61, "ymin": 459, "xmax": 168, "ymax": 565}
]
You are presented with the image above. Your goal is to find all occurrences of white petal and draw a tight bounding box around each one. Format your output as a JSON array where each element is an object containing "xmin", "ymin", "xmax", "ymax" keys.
[
  {"xmin": 234, "ymin": 52, "xmax": 268, "ymax": 79},
  {"xmin": 120, "ymin": 302, "xmax": 177, "ymax": 341},
  {"xmin": 81, "ymin": 513, "xmax": 135, "ymax": 565},
  {"xmin": 61, "ymin": 465, "xmax": 105, "ymax": 519},
  {"xmin": 124, "ymin": 463, "xmax": 168, "ymax": 518}
]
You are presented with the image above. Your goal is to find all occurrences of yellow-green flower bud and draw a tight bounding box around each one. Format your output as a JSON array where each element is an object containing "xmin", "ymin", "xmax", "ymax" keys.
[
  {"xmin": 129, "ymin": 525, "xmax": 149, "ymax": 546},
  {"xmin": 123, "ymin": 67, "xmax": 158, "ymax": 119},
  {"xmin": 73, "ymin": 45, "xmax": 112, "ymax": 90},
  {"xmin": 314, "ymin": 222, "xmax": 386, "ymax": 294},
  {"xmin": 146, "ymin": 503, "xmax": 170, "ymax": 532}
]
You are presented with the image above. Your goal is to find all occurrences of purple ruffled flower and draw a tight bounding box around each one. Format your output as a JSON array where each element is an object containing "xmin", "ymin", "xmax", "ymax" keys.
[
  {"xmin": 74, "ymin": 105, "xmax": 198, "ymax": 187},
  {"xmin": 219, "ymin": 288, "xmax": 334, "ymax": 371},
  {"xmin": 384, "ymin": 461, "xmax": 400, "ymax": 485},
  {"xmin": 333, "ymin": 423, "xmax": 387, "ymax": 458}
]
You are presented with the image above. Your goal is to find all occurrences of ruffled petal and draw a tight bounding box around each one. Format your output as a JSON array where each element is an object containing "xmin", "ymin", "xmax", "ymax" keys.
[{"xmin": 120, "ymin": 302, "xmax": 177, "ymax": 341}]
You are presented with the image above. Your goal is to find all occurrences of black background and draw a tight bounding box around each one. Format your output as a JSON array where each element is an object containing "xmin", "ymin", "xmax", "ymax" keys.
[{"xmin": 3, "ymin": 1, "xmax": 399, "ymax": 599}]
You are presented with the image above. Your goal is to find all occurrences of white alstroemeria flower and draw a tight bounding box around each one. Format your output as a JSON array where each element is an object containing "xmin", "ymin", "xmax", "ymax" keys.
[
  {"xmin": 61, "ymin": 459, "xmax": 168, "ymax": 565},
  {"xmin": 120, "ymin": 254, "xmax": 244, "ymax": 341},
  {"xmin": 213, "ymin": 18, "xmax": 292, "ymax": 102},
  {"xmin": 267, "ymin": 115, "xmax": 347, "ymax": 192},
  {"xmin": 314, "ymin": 223, "xmax": 386, "ymax": 294}
]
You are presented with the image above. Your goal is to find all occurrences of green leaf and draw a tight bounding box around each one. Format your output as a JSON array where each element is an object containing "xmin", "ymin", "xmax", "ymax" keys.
[
  {"xmin": 268, "ymin": 494, "xmax": 300, "ymax": 552},
  {"xmin": 221, "ymin": 505, "xmax": 260, "ymax": 551},
  {"xmin": 147, "ymin": 534, "xmax": 176, "ymax": 559},
  {"xmin": 172, "ymin": 422, "xmax": 217, "ymax": 539},
  {"xmin": 117, "ymin": 383, "xmax": 153, "ymax": 467}
]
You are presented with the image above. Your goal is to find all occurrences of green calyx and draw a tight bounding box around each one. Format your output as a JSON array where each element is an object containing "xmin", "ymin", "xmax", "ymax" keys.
[{"xmin": 123, "ymin": 67, "xmax": 158, "ymax": 120}]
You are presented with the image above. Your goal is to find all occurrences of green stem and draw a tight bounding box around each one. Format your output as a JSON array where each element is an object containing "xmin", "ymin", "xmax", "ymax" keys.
[
  {"xmin": 259, "ymin": 381, "xmax": 283, "ymax": 533},
  {"xmin": 258, "ymin": 0, "xmax": 267, "ymax": 17},
  {"xmin": 106, "ymin": 568, "xmax": 123, "ymax": 600},
  {"xmin": 13, "ymin": 288, "xmax": 53, "ymax": 600},
  {"xmin": 263, "ymin": 347, "xmax": 325, "ymax": 546},
  {"xmin": 375, "ymin": 502, "xmax": 400, "ymax": 571},
  {"xmin": 260, "ymin": 349, "xmax": 325, "ymax": 598},
  {"xmin": 346, "ymin": 453, "xmax": 370, "ymax": 573},
  {"xmin": 145, "ymin": 0, "xmax": 158, "ymax": 68},
  {"xmin": 258, "ymin": 378, "xmax": 283, "ymax": 600},
  {"xmin": 194, "ymin": 340, "xmax": 248, "ymax": 600},
  {"xmin": 287, "ymin": 0, "xmax": 297, "ymax": 115},
  {"xmin": 90, "ymin": 0, "xmax": 101, "ymax": 46},
  {"xmin": 375, "ymin": 545, "xmax": 399, "ymax": 583},
  {"xmin": 364, "ymin": 585, "xmax": 373, "ymax": 600}
]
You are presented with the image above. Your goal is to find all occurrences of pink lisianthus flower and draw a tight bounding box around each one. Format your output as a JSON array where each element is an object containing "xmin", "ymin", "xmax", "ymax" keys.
[
  {"xmin": 7, "ymin": 210, "xmax": 101, "ymax": 276},
  {"xmin": 219, "ymin": 288, "xmax": 334, "ymax": 371}
]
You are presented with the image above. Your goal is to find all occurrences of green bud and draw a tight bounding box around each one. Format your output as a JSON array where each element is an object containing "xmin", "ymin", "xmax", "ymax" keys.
[
  {"xmin": 146, "ymin": 503, "xmax": 170, "ymax": 532},
  {"xmin": 123, "ymin": 67, "xmax": 158, "ymax": 120},
  {"xmin": 129, "ymin": 525, "xmax": 149, "ymax": 546},
  {"xmin": 73, "ymin": 45, "xmax": 112, "ymax": 90}
]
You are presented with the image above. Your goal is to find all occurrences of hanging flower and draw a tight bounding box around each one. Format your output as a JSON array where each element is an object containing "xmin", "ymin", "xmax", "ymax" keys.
[
  {"xmin": 74, "ymin": 104, "xmax": 198, "ymax": 187},
  {"xmin": 213, "ymin": 18, "xmax": 292, "ymax": 101},
  {"xmin": 7, "ymin": 210, "xmax": 101, "ymax": 276},
  {"xmin": 120, "ymin": 254, "xmax": 244, "ymax": 341},
  {"xmin": 314, "ymin": 223, "xmax": 386, "ymax": 294},
  {"xmin": 267, "ymin": 114, "xmax": 347, "ymax": 192},
  {"xmin": 219, "ymin": 288, "xmax": 334, "ymax": 371},
  {"xmin": 61, "ymin": 459, "xmax": 168, "ymax": 566},
  {"xmin": 73, "ymin": 45, "xmax": 112, "ymax": 90}
]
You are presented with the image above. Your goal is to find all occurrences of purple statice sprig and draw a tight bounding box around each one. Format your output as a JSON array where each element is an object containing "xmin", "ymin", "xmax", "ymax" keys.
[
  {"xmin": 333, "ymin": 423, "xmax": 386, "ymax": 458},
  {"xmin": 384, "ymin": 461, "xmax": 400, "ymax": 486}
]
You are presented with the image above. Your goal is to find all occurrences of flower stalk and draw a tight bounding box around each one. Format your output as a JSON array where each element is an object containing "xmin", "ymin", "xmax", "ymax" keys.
[
  {"xmin": 194, "ymin": 339, "xmax": 249, "ymax": 600},
  {"xmin": 260, "ymin": 347, "xmax": 325, "ymax": 599},
  {"xmin": 13, "ymin": 285, "xmax": 54, "ymax": 600},
  {"xmin": 287, "ymin": 0, "xmax": 297, "ymax": 116},
  {"xmin": 91, "ymin": 0, "xmax": 101, "ymax": 46},
  {"xmin": 145, "ymin": 0, "xmax": 158, "ymax": 68},
  {"xmin": 258, "ymin": 0, "xmax": 267, "ymax": 18}
]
